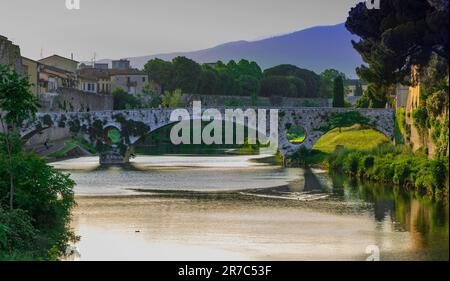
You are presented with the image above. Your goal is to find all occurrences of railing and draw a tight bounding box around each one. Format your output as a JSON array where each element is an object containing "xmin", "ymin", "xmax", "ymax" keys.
[{"xmin": 35, "ymin": 106, "xmax": 395, "ymax": 116}]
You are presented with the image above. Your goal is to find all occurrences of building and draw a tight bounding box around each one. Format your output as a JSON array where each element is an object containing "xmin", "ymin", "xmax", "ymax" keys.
[
  {"xmin": 77, "ymin": 68, "xmax": 111, "ymax": 94},
  {"xmin": 78, "ymin": 73, "xmax": 98, "ymax": 93},
  {"xmin": 38, "ymin": 54, "xmax": 79, "ymax": 73},
  {"xmin": 21, "ymin": 57, "xmax": 39, "ymax": 95},
  {"xmin": 76, "ymin": 68, "xmax": 147, "ymax": 95},
  {"xmin": 79, "ymin": 63, "xmax": 93, "ymax": 69},
  {"xmin": 346, "ymin": 79, "xmax": 368, "ymax": 97},
  {"xmin": 38, "ymin": 63, "xmax": 77, "ymax": 94},
  {"xmin": 94, "ymin": 63, "xmax": 109, "ymax": 69},
  {"xmin": 395, "ymin": 84, "xmax": 410, "ymax": 108},
  {"xmin": 110, "ymin": 69, "xmax": 148, "ymax": 95},
  {"xmin": 112, "ymin": 59, "xmax": 131, "ymax": 70}
]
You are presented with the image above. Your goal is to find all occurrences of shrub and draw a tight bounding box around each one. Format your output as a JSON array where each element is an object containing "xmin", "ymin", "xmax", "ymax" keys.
[
  {"xmin": 326, "ymin": 144, "xmax": 448, "ymax": 200},
  {"xmin": 0, "ymin": 138, "xmax": 77, "ymax": 260},
  {"xmin": 342, "ymin": 152, "xmax": 361, "ymax": 176},
  {"xmin": 0, "ymin": 209, "xmax": 37, "ymax": 254},
  {"xmin": 412, "ymin": 107, "xmax": 428, "ymax": 131}
]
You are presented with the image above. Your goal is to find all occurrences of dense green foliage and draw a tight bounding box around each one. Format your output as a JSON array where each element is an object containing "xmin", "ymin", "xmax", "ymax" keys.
[
  {"xmin": 318, "ymin": 69, "xmax": 347, "ymax": 98},
  {"xmin": 162, "ymin": 89, "xmax": 184, "ymax": 108},
  {"xmin": 1, "ymin": 64, "xmax": 76, "ymax": 260},
  {"xmin": 144, "ymin": 57, "xmax": 263, "ymax": 97},
  {"xmin": 259, "ymin": 76, "xmax": 297, "ymax": 98},
  {"xmin": 112, "ymin": 85, "xmax": 163, "ymax": 110},
  {"xmin": 112, "ymin": 88, "xmax": 140, "ymax": 110},
  {"xmin": 394, "ymin": 107, "xmax": 406, "ymax": 144},
  {"xmin": 262, "ymin": 64, "xmax": 320, "ymax": 97},
  {"xmin": 328, "ymin": 144, "xmax": 449, "ymax": 200},
  {"xmin": 0, "ymin": 135, "xmax": 77, "ymax": 260},
  {"xmin": 0, "ymin": 64, "xmax": 39, "ymax": 128},
  {"xmin": 412, "ymin": 107, "xmax": 428, "ymax": 132},
  {"xmin": 355, "ymin": 87, "xmax": 387, "ymax": 108},
  {"xmin": 144, "ymin": 57, "xmax": 357, "ymax": 102},
  {"xmin": 322, "ymin": 111, "xmax": 370, "ymax": 132},
  {"xmin": 346, "ymin": 0, "xmax": 449, "ymax": 104}
]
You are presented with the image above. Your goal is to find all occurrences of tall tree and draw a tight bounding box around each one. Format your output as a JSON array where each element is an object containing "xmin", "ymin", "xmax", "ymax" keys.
[
  {"xmin": 143, "ymin": 58, "xmax": 174, "ymax": 92},
  {"xmin": 346, "ymin": 0, "xmax": 449, "ymax": 103},
  {"xmin": 172, "ymin": 56, "xmax": 202, "ymax": 93},
  {"xmin": 318, "ymin": 69, "xmax": 348, "ymax": 98},
  {"xmin": 263, "ymin": 64, "xmax": 320, "ymax": 97},
  {"xmin": 197, "ymin": 69, "xmax": 219, "ymax": 96},
  {"xmin": 0, "ymin": 64, "xmax": 39, "ymax": 210},
  {"xmin": 333, "ymin": 76, "xmax": 345, "ymax": 108}
]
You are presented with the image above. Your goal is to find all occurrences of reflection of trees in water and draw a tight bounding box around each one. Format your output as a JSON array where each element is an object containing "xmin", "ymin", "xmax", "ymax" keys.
[
  {"xmin": 303, "ymin": 169, "xmax": 324, "ymax": 192},
  {"xmin": 330, "ymin": 173, "xmax": 449, "ymax": 253}
]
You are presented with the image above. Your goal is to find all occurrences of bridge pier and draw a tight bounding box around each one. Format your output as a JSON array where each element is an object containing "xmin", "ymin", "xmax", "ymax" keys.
[{"xmin": 99, "ymin": 146, "xmax": 130, "ymax": 165}]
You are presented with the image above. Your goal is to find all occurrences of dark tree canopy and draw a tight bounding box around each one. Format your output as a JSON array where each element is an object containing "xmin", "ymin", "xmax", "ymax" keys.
[
  {"xmin": 144, "ymin": 57, "xmax": 264, "ymax": 97},
  {"xmin": 263, "ymin": 64, "xmax": 320, "ymax": 97},
  {"xmin": 172, "ymin": 56, "xmax": 202, "ymax": 93},
  {"xmin": 143, "ymin": 58, "xmax": 174, "ymax": 92},
  {"xmin": 346, "ymin": 0, "xmax": 449, "ymax": 101},
  {"xmin": 260, "ymin": 76, "xmax": 297, "ymax": 98}
]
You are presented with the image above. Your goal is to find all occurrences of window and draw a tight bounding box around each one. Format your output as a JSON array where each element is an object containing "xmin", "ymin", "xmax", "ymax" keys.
[{"xmin": 142, "ymin": 77, "xmax": 146, "ymax": 82}]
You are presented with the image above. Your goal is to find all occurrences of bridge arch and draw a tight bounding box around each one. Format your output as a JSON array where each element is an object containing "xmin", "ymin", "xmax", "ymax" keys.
[{"xmin": 20, "ymin": 107, "xmax": 395, "ymax": 165}]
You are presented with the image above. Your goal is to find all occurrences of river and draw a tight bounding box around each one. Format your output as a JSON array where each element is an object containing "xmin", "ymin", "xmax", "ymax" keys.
[{"xmin": 51, "ymin": 154, "xmax": 449, "ymax": 261}]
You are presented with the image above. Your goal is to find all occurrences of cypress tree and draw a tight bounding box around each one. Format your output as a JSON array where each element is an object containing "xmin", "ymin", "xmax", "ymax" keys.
[{"xmin": 333, "ymin": 76, "xmax": 345, "ymax": 107}]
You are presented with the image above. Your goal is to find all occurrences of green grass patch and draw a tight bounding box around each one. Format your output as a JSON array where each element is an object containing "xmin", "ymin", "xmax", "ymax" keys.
[
  {"xmin": 302, "ymin": 125, "xmax": 390, "ymax": 166},
  {"xmin": 314, "ymin": 125, "xmax": 390, "ymax": 154}
]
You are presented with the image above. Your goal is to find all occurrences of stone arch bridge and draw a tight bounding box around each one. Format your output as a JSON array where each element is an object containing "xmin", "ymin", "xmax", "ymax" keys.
[{"xmin": 20, "ymin": 107, "xmax": 395, "ymax": 164}]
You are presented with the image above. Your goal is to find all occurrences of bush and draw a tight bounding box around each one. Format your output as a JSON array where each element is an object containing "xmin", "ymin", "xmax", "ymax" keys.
[
  {"xmin": 412, "ymin": 107, "xmax": 428, "ymax": 131},
  {"xmin": 0, "ymin": 136, "xmax": 77, "ymax": 260},
  {"xmin": 0, "ymin": 209, "xmax": 37, "ymax": 255},
  {"xmin": 112, "ymin": 88, "xmax": 140, "ymax": 110},
  {"xmin": 327, "ymin": 144, "xmax": 448, "ymax": 200},
  {"xmin": 162, "ymin": 89, "xmax": 184, "ymax": 108},
  {"xmin": 342, "ymin": 152, "xmax": 361, "ymax": 176}
]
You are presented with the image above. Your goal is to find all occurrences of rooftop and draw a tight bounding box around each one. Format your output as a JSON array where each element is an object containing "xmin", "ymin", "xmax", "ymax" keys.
[{"xmin": 38, "ymin": 54, "xmax": 79, "ymax": 64}]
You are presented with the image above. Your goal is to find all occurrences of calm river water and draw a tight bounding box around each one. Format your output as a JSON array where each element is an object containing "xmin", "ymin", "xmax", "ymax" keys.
[{"xmin": 51, "ymin": 154, "xmax": 449, "ymax": 261}]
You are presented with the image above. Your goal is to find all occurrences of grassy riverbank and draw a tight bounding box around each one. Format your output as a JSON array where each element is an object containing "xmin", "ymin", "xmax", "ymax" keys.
[
  {"xmin": 282, "ymin": 125, "xmax": 390, "ymax": 167},
  {"xmin": 328, "ymin": 145, "xmax": 449, "ymax": 200},
  {"xmin": 276, "ymin": 125, "xmax": 449, "ymax": 200}
]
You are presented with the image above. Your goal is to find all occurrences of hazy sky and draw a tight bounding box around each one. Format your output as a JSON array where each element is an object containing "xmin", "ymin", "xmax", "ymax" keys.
[{"xmin": 0, "ymin": 0, "xmax": 363, "ymax": 61}]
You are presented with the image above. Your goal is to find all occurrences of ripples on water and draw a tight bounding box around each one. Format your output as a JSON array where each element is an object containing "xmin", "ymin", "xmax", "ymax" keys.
[
  {"xmin": 53, "ymin": 155, "xmax": 449, "ymax": 261},
  {"xmin": 51, "ymin": 155, "xmax": 309, "ymax": 196}
]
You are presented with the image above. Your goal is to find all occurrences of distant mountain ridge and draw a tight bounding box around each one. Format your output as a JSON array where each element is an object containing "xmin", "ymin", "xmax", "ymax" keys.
[{"xmin": 97, "ymin": 23, "xmax": 364, "ymax": 78}]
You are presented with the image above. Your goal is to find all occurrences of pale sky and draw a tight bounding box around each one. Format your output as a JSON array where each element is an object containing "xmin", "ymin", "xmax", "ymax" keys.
[{"xmin": 0, "ymin": 0, "xmax": 363, "ymax": 61}]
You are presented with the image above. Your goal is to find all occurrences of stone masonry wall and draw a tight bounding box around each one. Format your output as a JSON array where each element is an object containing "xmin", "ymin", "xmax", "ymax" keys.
[{"xmin": 0, "ymin": 35, "xmax": 24, "ymax": 74}]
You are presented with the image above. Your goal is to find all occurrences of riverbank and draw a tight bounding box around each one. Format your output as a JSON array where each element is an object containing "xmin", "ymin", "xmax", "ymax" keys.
[
  {"xmin": 278, "ymin": 125, "xmax": 449, "ymax": 200},
  {"xmin": 328, "ymin": 144, "xmax": 449, "ymax": 200}
]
